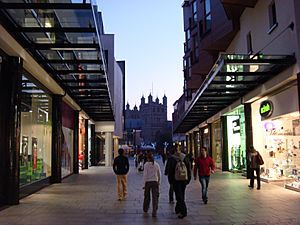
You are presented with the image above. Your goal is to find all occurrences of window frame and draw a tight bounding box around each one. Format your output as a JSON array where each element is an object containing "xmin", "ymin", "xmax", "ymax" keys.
[
  {"xmin": 246, "ymin": 32, "xmax": 253, "ymax": 55},
  {"xmin": 268, "ymin": 0, "xmax": 278, "ymax": 34},
  {"xmin": 204, "ymin": 0, "xmax": 211, "ymax": 33}
]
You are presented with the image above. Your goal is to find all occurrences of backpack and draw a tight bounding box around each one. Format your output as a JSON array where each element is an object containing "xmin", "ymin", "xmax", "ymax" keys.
[
  {"xmin": 175, "ymin": 158, "xmax": 188, "ymax": 181},
  {"xmin": 257, "ymin": 152, "xmax": 264, "ymax": 165}
]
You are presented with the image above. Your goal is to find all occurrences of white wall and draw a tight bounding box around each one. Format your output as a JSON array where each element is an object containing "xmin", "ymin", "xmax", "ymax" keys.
[
  {"xmin": 227, "ymin": 0, "xmax": 297, "ymax": 57},
  {"xmin": 114, "ymin": 60, "xmax": 124, "ymax": 138}
]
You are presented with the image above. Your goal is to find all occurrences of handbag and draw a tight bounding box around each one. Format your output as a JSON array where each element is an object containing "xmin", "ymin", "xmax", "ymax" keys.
[{"xmin": 257, "ymin": 152, "xmax": 264, "ymax": 165}]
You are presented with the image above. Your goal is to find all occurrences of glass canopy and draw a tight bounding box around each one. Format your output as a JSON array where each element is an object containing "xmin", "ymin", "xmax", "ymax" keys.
[
  {"xmin": 0, "ymin": 0, "xmax": 114, "ymax": 121},
  {"xmin": 173, "ymin": 54, "xmax": 295, "ymax": 133}
]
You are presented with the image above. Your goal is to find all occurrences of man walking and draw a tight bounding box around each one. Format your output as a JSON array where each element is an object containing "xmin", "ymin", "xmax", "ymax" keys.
[
  {"xmin": 113, "ymin": 148, "xmax": 130, "ymax": 201},
  {"xmin": 193, "ymin": 147, "xmax": 215, "ymax": 204},
  {"xmin": 166, "ymin": 144, "xmax": 191, "ymax": 219}
]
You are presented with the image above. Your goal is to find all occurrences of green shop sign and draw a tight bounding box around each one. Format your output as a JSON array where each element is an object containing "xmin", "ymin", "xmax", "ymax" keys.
[{"xmin": 259, "ymin": 100, "xmax": 273, "ymax": 118}]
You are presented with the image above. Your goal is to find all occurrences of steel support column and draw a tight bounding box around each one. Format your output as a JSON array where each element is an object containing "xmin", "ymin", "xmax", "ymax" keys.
[
  {"xmin": 51, "ymin": 95, "xmax": 62, "ymax": 183},
  {"xmin": 0, "ymin": 55, "xmax": 22, "ymax": 205}
]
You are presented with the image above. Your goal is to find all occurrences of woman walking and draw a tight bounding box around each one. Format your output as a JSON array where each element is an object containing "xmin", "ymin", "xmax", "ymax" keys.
[{"xmin": 143, "ymin": 152, "xmax": 161, "ymax": 217}]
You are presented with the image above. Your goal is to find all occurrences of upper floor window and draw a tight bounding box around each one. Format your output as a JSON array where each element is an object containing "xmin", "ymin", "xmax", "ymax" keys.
[
  {"xmin": 192, "ymin": 35, "xmax": 199, "ymax": 62},
  {"xmin": 246, "ymin": 32, "xmax": 253, "ymax": 54},
  {"xmin": 186, "ymin": 29, "xmax": 191, "ymax": 50},
  {"xmin": 192, "ymin": 1, "xmax": 198, "ymax": 24},
  {"xmin": 268, "ymin": 1, "xmax": 278, "ymax": 33},
  {"xmin": 204, "ymin": 0, "xmax": 211, "ymax": 32}
]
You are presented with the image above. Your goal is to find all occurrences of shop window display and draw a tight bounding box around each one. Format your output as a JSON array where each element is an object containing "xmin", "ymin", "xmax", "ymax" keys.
[
  {"xmin": 20, "ymin": 75, "xmax": 52, "ymax": 186},
  {"xmin": 261, "ymin": 112, "xmax": 300, "ymax": 190},
  {"xmin": 79, "ymin": 117, "xmax": 86, "ymax": 170},
  {"xmin": 212, "ymin": 120, "xmax": 222, "ymax": 170},
  {"xmin": 226, "ymin": 114, "xmax": 246, "ymax": 172}
]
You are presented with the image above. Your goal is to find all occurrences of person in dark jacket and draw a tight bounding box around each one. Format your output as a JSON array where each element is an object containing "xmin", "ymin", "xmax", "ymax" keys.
[
  {"xmin": 167, "ymin": 145, "xmax": 191, "ymax": 219},
  {"xmin": 164, "ymin": 147, "xmax": 175, "ymax": 204},
  {"xmin": 193, "ymin": 147, "xmax": 215, "ymax": 204},
  {"xmin": 113, "ymin": 148, "xmax": 130, "ymax": 201},
  {"xmin": 248, "ymin": 146, "xmax": 261, "ymax": 190}
]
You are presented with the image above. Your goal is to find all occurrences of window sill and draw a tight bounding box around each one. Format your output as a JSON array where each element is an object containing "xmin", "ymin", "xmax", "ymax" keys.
[{"xmin": 267, "ymin": 22, "xmax": 278, "ymax": 34}]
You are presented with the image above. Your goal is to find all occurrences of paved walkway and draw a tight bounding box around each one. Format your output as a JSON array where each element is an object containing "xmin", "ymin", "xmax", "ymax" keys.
[{"xmin": 1, "ymin": 158, "xmax": 300, "ymax": 225}]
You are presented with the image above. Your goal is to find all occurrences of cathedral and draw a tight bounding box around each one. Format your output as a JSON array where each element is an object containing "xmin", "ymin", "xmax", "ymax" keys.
[{"xmin": 125, "ymin": 94, "xmax": 170, "ymax": 147}]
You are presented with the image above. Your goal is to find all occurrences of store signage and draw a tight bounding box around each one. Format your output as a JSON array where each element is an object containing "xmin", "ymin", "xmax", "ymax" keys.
[
  {"xmin": 232, "ymin": 119, "xmax": 240, "ymax": 134},
  {"xmin": 260, "ymin": 100, "xmax": 273, "ymax": 118}
]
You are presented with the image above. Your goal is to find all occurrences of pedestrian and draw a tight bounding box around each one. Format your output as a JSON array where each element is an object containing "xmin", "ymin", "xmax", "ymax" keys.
[
  {"xmin": 167, "ymin": 144, "xmax": 191, "ymax": 219},
  {"xmin": 185, "ymin": 151, "xmax": 194, "ymax": 170},
  {"xmin": 143, "ymin": 152, "xmax": 161, "ymax": 217},
  {"xmin": 164, "ymin": 147, "xmax": 175, "ymax": 204},
  {"xmin": 193, "ymin": 147, "xmax": 215, "ymax": 204},
  {"xmin": 248, "ymin": 146, "xmax": 262, "ymax": 190},
  {"xmin": 113, "ymin": 148, "xmax": 130, "ymax": 201}
]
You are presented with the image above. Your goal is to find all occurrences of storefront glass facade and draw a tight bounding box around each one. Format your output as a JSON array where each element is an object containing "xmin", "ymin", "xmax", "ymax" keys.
[
  {"xmin": 20, "ymin": 75, "xmax": 52, "ymax": 186},
  {"xmin": 61, "ymin": 102, "xmax": 74, "ymax": 178},
  {"xmin": 79, "ymin": 117, "xmax": 86, "ymax": 170},
  {"xmin": 251, "ymin": 85, "xmax": 300, "ymax": 190},
  {"xmin": 225, "ymin": 106, "xmax": 246, "ymax": 172},
  {"xmin": 212, "ymin": 120, "xmax": 222, "ymax": 170}
]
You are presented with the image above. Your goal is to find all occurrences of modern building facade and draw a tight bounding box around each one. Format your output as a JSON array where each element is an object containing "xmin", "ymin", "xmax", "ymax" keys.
[
  {"xmin": 0, "ymin": 1, "xmax": 124, "ymax": 206},
  {"xmin": 173, "ymin": 0, "xmax": 300, "ymax": 191}
]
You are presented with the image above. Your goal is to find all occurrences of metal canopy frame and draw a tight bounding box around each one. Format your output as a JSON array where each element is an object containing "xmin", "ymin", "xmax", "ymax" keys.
[
  {"xmin": 173, "ymin": 54, "xmax": 295, "ymax": 133},
  {"xmin": 0, "ymin": 0, "xmax": 114, "ymax": 122}
]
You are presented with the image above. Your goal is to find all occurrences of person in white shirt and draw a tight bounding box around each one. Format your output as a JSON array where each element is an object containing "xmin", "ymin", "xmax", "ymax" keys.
[{"xmin": 143, "ymin": 152, "xmax": 161, "ymax": 217}]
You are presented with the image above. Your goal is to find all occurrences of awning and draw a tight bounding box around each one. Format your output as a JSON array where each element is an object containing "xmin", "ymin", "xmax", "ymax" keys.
[
  {"xmin": 0, "ymin": 1, "xmax": 114, "ymax": 122},
  {"xmin": 173, "ymin": 54, "xmax": 295, "ymax": 133}
]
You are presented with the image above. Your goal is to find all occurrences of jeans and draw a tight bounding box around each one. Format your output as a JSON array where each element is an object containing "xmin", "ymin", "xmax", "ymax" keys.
[
  {"xmin": 173, "ymin": 181, "xmax": 187, "ymax": 216},
  {"xmin": 199, "ymin": 176, "xmax": 210, "ymax": 201},
  {"xmin": 143, "ymin": 181, "xmax": 159, "ymax": 214}
]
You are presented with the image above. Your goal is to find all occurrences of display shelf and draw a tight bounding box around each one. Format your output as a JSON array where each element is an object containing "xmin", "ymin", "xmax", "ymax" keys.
[
  {"xmin": 285, "ymin": 184, "xmax": 300, "ymax": 192},
  {"xmin": 260, "ymin": 176, "xmax": 294, "ymax": 183}
]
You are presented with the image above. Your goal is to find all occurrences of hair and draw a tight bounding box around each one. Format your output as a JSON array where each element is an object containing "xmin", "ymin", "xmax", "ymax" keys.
[
  {"xmin": 147, "ymin": 152, "xmax": 154, "ymax": 164},
  {"xmin": 118, "ymin": 148, "xmax": 124, "ymax": 155},
  {"xmin": 201, "ymin": 147, "xmax": 207, "ymax": 151},
  {"xmin": 249, "ymin": 146, "xmax": 255, "ymax": 152},
  {"xmin": 169, "ymin": 147, "xmax": 175, "ymax": 155}
]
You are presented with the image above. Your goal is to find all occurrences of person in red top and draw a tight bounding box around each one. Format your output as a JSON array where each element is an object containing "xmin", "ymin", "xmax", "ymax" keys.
[{"xmin": 193, "ymin": 147, "xmax": 215, "ymax": 204}]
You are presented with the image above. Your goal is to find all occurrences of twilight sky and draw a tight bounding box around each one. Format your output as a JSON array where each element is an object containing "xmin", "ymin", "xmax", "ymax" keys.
[{"xmin": 96, "ymin": 0, "xmax": 185, "ymax": 120}]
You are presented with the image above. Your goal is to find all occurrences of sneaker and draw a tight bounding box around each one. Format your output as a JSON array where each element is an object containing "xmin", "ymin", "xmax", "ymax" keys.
[
  {"xmin": 152, "ymin": 212, "xmax": 157, "ymax": 217},
  {"xmin": 248, "ymin": 185, "xmax": 253, "ymax": 189},
  {"xmin": 118, "ymin": 198, "xmax": 122, "ymax": 201},
  {"xmin": 257, "ymin": 187, "xmax": 261, "ymax": 190},
  {"xmin": 204, "ymin": 200, "xmax": 208, "ymax": 204}
]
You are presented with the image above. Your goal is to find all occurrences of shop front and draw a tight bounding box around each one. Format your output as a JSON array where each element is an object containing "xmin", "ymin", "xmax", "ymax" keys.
[
  {"xmin": 251, "ymin": 84, "xmax": 300, "ymax": 191},
  {"xmin": 79, "ymin": 117, "xmax": 86, "ymax": 170},
  {"xmin": 211, "ymin": 120, "xmax": 223, "ymax": 171},
  {"xmin": 61, "ymin": 102, "xmax": 74, "ymax": 178},
  {"xmin": 193, "ymin": 130, "xmax": 200, "ymax": 157},
  {"xmin": 224, "ymin": 105, "xmax": 246, "ymax": 173},
  {"xmin": 20, "ymin": 74, "xmax": 52, "ymax": 187},
  {"xmin": 200, "ymin": 125, "xmax": 211, "ymax": 155}
]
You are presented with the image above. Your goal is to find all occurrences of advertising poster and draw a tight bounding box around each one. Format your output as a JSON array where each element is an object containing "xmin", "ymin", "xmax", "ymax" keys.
[
  {"xmin": 32, "ymin": 137, "xmax": 37, "ymax": 171},
  {"xmin": 62, "ymin": 127, "xmax": 74, "ymax": 178},
  {"xmin": 21, "ymin": 136, "xmax": 29, "ymax": 166}
]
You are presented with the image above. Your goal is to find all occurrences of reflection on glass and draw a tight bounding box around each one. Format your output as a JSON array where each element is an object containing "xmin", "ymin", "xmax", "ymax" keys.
[{"xmin": 19, "ymin": 75, "xmax": 52, "ymax": 186}]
